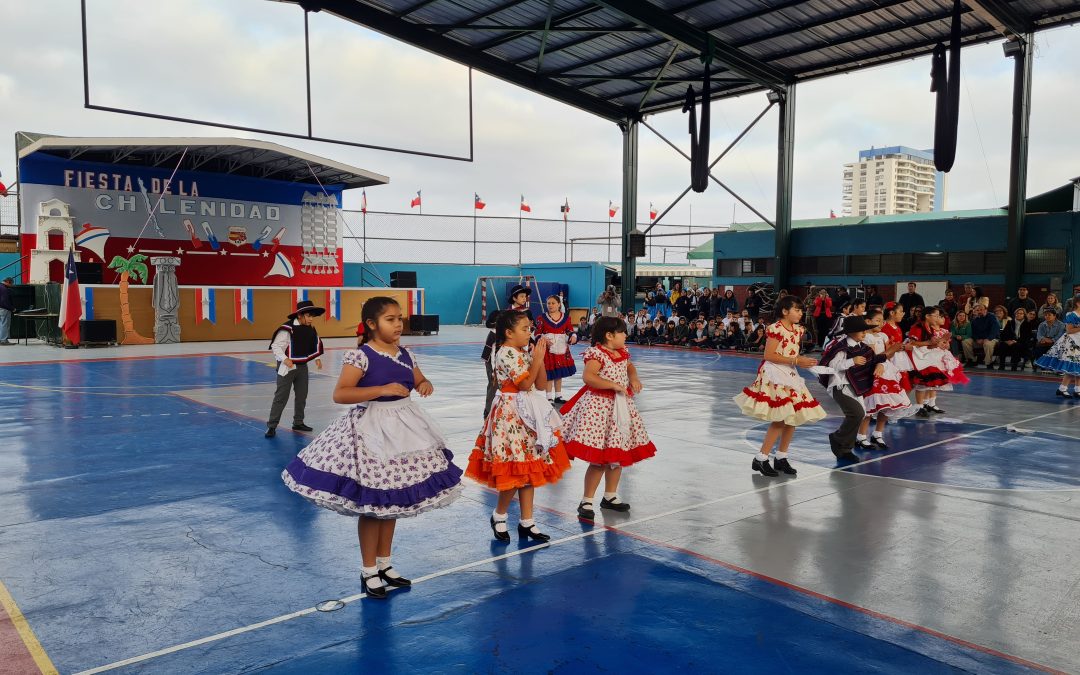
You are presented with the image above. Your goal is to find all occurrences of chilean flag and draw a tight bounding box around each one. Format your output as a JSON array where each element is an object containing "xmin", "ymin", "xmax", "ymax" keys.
[
  {"xmin": 58, "ymin": 249, "xmax": 81, "ymax": 346},
  {"xmin": 474, "ymin": 193, "xmax": 486, "ymax": 210},
  {"xmin": 406, "ymin": 289, "xmax": 424, "ymax": 316},
  {"xmin": 830, "ymin": 209, "xmax": 838, "ymax": 219},
  {"xmin": 328, "ymin": 289, "xmax": 341, "ymax": 320},
  {"xmin": 361, "ymin": 190, "xmax": 368, "ymax": 214},
  {"xmin": 609, "ymin": 201, "xmax": 619, "ymax": 218},
  {"xmin": 519, "ymin": 195, "xmax": 531, "ymax": 213},
  {"xmin": 649, "ymin": 203, "xmax": 658, "ymax": 221},
  {"xmin": 410, "ymin": 190, "xmax": 422, "ymax": 208},
  {"xmin": 234, "ymin": 288, "xmax": 254, "ymax": 323},
  {"xmin": 195, "ymin": 287, "xmax": 216, "ymax": 324},
  {"xmin": 0, "ymin": 170, "xmax": 8, "ymax": 198}
]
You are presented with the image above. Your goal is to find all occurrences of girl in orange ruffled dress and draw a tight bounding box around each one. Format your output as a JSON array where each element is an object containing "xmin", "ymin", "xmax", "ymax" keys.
[
  {"xmin": 733, "ymin": 295, "xmax": 827, "ymax": 476},
  {"xmin": 560, "ymin": 316, "xmax": 656, "ymax": 520},
  {"xmin": 466, "ymin": 310, "xmax": 571, "ymax": 543}
]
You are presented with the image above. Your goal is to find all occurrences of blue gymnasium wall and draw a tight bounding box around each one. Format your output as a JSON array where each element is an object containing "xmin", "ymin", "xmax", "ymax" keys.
[
  {"xmin": 712, "ymin": 212, "xmax": 1080, "ymax": 289},
  {"xmin": 344, "ymin": 261, "xmax": 607, "ymax": 324},
  {"xmin": 0, "ymin": 253, "xmax": 21, "ymax": 279}
]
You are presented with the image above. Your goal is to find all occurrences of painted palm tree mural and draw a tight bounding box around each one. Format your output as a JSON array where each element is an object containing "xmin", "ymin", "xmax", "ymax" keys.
[{"xmin": 108, "ymin": 254, "xmax": 154, "ymax": 345}]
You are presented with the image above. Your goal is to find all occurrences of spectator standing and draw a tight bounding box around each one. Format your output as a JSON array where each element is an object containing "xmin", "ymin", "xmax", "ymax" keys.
[
  {"xmin": 743, "ymin": 290, "xmax": 761, "ymax": 322},
  {"xmin": 718, "ymin": 289, "xmax": 739, "ymax": 317},
  {"xmin": 1006, "ymin": 286, "xmax": 1037, "ymax": 317},
  {"xmin": 964, "ymin": 286, "xmax": 990, "ymax": 316},
  {"xmin": 0, "ymin": 277, "xmax": 13, "ymax": 346},
  {"xmin": 964, "ymin": 304, "xmax": 1000, "ymax": 368},
  {"xmin": 938, "ymin": 289, "xmax": 959, "ymax": 320},
  {"xmin": 866, "ymin": 285, "xmax": 884, "ymax": 308},
  {"xmin": 898, "ymin": 282, "xmax": 925, "ymax": 316},
  {"xmin": 812, "ymin": 288, "xmax": 833, "ymax": 348},
  {"xmin": 598, "ymin": 286, "xmax": 620, "ymax": 318}
]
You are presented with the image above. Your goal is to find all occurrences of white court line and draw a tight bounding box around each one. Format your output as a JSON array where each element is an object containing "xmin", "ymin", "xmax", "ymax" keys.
[{"xmin": 72, "ymin": 406, "xmax": 1075, "ymax": 675}]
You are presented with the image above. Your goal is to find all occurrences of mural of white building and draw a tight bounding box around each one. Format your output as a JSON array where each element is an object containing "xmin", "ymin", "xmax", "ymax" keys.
[{"xmin": 29, "ymin": 198, "xmax": 81, "ymax": 284}]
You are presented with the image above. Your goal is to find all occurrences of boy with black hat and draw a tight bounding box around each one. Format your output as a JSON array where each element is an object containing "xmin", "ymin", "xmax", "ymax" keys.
[
  {"xmin": 265, "ymin": 300, "xmax": 325, "ymax": 438},
  {"xmin": 818, "ymin": 315, "xmax": 885, "ymax": 462},
  {"xmin": 508, "ymin": 283, "xmax": 533, "ymax": 320}
]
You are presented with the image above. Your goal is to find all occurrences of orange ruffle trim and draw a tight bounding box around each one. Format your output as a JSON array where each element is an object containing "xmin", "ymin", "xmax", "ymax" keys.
[{"xmin": 465, "ymin": 437, "xmax": 573, "ymax": 491}]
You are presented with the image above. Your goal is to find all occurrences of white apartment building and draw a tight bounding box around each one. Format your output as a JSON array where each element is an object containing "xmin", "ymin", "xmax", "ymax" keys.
[{"xmin": 841, "ymin": 146, "xmax": 946, "ymax": 217}]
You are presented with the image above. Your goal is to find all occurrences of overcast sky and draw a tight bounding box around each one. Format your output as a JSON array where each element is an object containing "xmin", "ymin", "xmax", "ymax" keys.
[{"xmin": 2, "ymin": 0, "xmax": 1079, "ymax": 228}]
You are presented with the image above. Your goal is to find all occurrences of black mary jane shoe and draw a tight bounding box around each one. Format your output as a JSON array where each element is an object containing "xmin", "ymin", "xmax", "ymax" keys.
[
  {"xmin": 927, "ymin": 404, "xmax": 946, "ymax": 414},
  {"xmin": 1056, "ymin": 389, "xmax": 1072, "ymax": 398},
  {"xmin": 553, "ymin": 397, "xmax": 566, "ymax": 405},
  {"xmin": 577, "ymin": 501, "xmax": 596, "ymax": 520},
  {"xmin": 600, "ymin": 497, "xmax": 631, "ymax": 512},
  {"xmin": 856, "ymin": 439, "xmax": 875, "ymax": 451},
  {"xmin": 361, "ymin": 575, "xmax": 388, "ymax": 599},
  {"xmin": 378, "ymin": 567, "xmax": 411, "ymax": 588},
  {"xmin": 773, "ymin": 458, "xmax": 797, "ymax": 475},
  {"xmin": 870, "ymin": 437, "xmax": 889, "ymax": 450},
  {"xmin": 292, "ymin": 423, "xmax": 314, "ymax": 432},
  {"xmin": 490, "ymin": 516, "xmax": 511, "ymax": 542},
  {"xmin": 752, "ymin": 458, "xmax": 779, "ymax": 477},
  {"xmin": 518, "ymin": 523, "xmax": 551, "ymax": 543}
]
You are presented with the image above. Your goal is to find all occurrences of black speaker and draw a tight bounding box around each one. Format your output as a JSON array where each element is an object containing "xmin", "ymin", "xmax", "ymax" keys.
[
  {"xmin": 390, "ymin": 270, "xmax": 417, "ymax": 288},
  {"xmin": 75, "ymin": 262, "xmax": 103, "ymax": 284},
  {"xmin": 409, "ymin": 314, "xmax": 439, "ymax": 334},
  {"xmin": 80, "ymin": 319, "xmax": 117, "ymax": 344}
]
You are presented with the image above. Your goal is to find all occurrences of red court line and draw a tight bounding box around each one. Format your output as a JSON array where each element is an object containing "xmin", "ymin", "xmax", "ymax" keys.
[{"xmin": 0, "ymin": 607, "xmax": 45, "ymax": 675}]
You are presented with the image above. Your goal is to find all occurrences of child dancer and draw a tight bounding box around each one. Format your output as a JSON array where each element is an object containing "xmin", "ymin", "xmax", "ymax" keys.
[
  {"xmin": 856, "ymin": 308, "xmax": 914, "ymax": 450},
  {"xmin": 508, "ymin": 283, "xmax": 533, "ymax": 320},
  {"xmin": 282, "ymin": 297, "xmax": 462, "ymax": 599},
  {"xmin": 734, "ymin": 295, "xmax": 827, "ymax": 476},
  {"xmin": 481, "ymin": 310, "xmax": 501, "ymax": 419},
  {"xmin": 1035, "ymin": 295, "xmax": 1080, "ymax": 397},
  {"xmin": 818, "ymin": 316, "xmax": 884, "ymax": 462},
  {"xmin": 467, "ymin": 311, "xmax": 571, "ymax": 542},
  {"xmin": 534, "ymin": 295, "xmax": 579, "ymax": 404},
  {"xmin": 265, "ymin": 300, "xmax": 325, "ymax": 438},
  {"xmin": 907, "ymin": 306, "xmax": 969, "ymax": 418},
  {"xmin": 560, "ymin": 316, "xmax": 656, "ymax": 520}
]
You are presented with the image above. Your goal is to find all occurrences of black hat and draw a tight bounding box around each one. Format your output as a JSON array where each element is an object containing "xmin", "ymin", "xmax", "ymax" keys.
[
  {"xmin": 288, "ymin": 300, "xmax": 325, "ymax": 320},
  {"xmin": 508, "ymin": 284, "xmax": 529, "ymax": 303},
  {"xmin": 841, "ymin": 316, "xmax": 874, "ymax": 334},
  {"xmin": 485, "ymin": 310, "xmax": 501, "ymax": 329}
]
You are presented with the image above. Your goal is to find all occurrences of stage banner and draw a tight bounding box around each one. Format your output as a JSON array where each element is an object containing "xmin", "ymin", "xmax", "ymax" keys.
[{"xmin": 18, "ymin": 153, "xmax": 344, "ymax": 287}]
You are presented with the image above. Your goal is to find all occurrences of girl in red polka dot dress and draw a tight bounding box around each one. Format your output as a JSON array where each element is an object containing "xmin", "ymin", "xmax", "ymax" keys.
[{"xmin": 560, "ymin": 316, "xmax": 656, "ymax": 520}]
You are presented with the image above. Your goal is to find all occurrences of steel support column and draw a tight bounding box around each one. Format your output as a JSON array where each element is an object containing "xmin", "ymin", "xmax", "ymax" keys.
[
  {"xmin": 620, "ymin": 119, "xmax": 639, "ymax": 313},
  {"xmin": 773, "ymin": 84, "xmax": 795, "ymax": 292},
  {"xmin": 1005, "ymin": 34, "xmax": 1034, "ymax": 295}
]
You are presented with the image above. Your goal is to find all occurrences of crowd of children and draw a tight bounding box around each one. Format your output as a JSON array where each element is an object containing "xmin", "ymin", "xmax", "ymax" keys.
[{"xmin": 275, "ymin": 282, "xmax": 1079, "ymax": 597}]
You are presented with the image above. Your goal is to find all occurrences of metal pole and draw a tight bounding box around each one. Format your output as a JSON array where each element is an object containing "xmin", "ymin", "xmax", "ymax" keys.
[
  {"xmin": 1005, "ymin": 34, "xmax": 1034, "ymax": 295},
  {"xmin": 362, "ymin": 209, "xmax": 367, "ymax": 262},
  {"xmin": 564, "ymin": 215, "xmax": 568, "ymax": 262},
  {"xmin": 518, "ymin": 211, "xmax": 522, "ymax": 266},
  {"xmin": 608, "ymin": 217, "xmax": 612, "ymax": 261},
  {"xmin": 620, "ymin": 119, "xmax": 639, "ymax": 313},
  {"xmin": 472, "ymin": 205, "xmax": 477, "ymax": 265},
  {"xmin": 774, "ymin": 84, "xmax": 796, "ymax": 292}
]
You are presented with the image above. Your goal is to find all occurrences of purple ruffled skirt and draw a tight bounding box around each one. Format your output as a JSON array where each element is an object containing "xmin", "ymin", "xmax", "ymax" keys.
[{"xmin": 282, "ymin": 398, "xmax": 463, "ymax": 518}]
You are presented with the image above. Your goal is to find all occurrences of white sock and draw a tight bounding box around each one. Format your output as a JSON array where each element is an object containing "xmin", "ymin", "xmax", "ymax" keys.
[
  {"xmin": 872, "ymin": 431, "xmax": 884, "ymax": 439},
  {"xmin": 546, "ymin": 391, "xmax": 555, "ymax": 400},
  {"xmin": 1059, "ymin": 384, "xmax": 1069, "ymax": 392},
  {"xmin": 856, "ymin": 434, "xmax": 867, "ymax": 442},
  {"xmin": 492, "ymin": 510, "xmax": 508, "ymax": 533},
  {"xmin": 581, "ymin": 497, "xmax": 594, "ymax": 504},
  {"xmin": 362, "ymin": 565, "xmax": 384, "ymax": 589},
  {"xmin": 375, "ymin": 556, "xmax": 401, "ymax": 579},
  {"xmin": 520, "ymin": 518, "xmax": 535, "ymax": 528},
  {"xmin": 776, "ymin": 451, "xmax": 788, "ymax": 459},
  {"xmin": 756, "ymin": 452, "xmax": 770, "ymax": 462}
]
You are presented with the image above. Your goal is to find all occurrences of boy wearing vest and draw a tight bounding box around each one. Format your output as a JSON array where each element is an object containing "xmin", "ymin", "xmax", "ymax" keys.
[{"xmin": 265, "ymin": 300, "xmax": 325, "ymax": 438}]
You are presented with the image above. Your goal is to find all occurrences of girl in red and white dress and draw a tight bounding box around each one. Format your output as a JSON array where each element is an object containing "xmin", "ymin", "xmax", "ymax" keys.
[
  {"xmin": 907, "ymin": 305, "xmax": 969, "ymax": 418},
  {"xmin": 560, "ymin": 316, "xmax": 655, "ymax": 520},
  {"xmin": 856, "ymin": 308, "xmax": 915, "ymax": 450},
  {"xmin": 534, "ymin": 295, "xmax": 579, "ymax": 405},
  {"xmin": 733, "ymin": 295, "xmax": 826, "ymax": 477}
]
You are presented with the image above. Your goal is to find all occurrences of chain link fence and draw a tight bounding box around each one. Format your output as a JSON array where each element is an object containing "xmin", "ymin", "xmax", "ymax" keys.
[
  {"xmin": 339, "ymin": 210, "xmax": 722, "ymax": 266},
  {"xmin": 1, "ymin": 191, "xmax": 18, "ymax": 239}
]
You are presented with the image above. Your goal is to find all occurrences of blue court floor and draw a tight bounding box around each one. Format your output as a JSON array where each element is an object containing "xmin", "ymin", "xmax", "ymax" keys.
[{"xmin": 0, "ymin": 327, "xmax": 1077, "ymax": 674}]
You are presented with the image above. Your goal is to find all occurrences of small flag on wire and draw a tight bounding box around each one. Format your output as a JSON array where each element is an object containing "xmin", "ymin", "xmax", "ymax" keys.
[
  {"xmin": 59, "ymin": 249, "xmax": 82, "ymax": 345},
  {"xmin": 329, "ymin": 289, "xmax": 341, "ymax": 320},
  {"xmin": 649, "ymin": 203, "xmax": 657, "ymax": 221},
  {"xmin": 410, "ymin": 190, "xmax": 422, "ymax": 208},
  {"xmin": 609, "ymin": 201, "xmax": 619, "ymax": 218},
  {"xmin": 361, "ymin": 190, "xmax": 368, "ymax": 214},
  {"xmin": 519, "ymin": 195, "xmax": 531, "ymax": 213},
  {"xmin": 195, "ymin": 287, "xmax": 216, "ymax": 324},
  {"xmin": 560, "ymin": 199, "xmax": 570, "ymax": 222},
  {"xmin": 234, "ymin": 288, "xmax": 254, "ymax": 323},
  {"xmin": 474, "ymin": 193, "xmax": 486, "ymax": 210},
  {"xmin": 830, "ymin": 209, "xmax": 838, "ymax": 219}
]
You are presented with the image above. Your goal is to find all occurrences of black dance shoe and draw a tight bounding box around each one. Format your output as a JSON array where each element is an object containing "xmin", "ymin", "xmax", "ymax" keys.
[
  {"xmin": 553, "ymin": 397, "xmax": 566, "ymax": 405},
  {"xmin": 264, "ymin": 427, "xmax": 276, "ymax": 438},
  {"xmin": 490, "ymin": 516, "xmax": 511, "ymax": 542},
  {"xmin": 835, "ymin": 451, "xmax": 861, "ymax": 463},
  {"xmin": 378, "ymin": 567, "xmax": 411, "ymax": 588},
  {"xmin": 577, "ymin": 501, "xmax": 596, "ymax": 520},
  {"xmin": 361, "ymin": 575, "xmax": 388, "ymax": 599},
  {"xmin": 518, "ymin": 523, "xmax": 551, "ymax": 542},
  {"xmin": 600, "ymin": 497, "xmax": 631, "ymax": 512},
  {"xmin": 870, "ymin": 437, "xmax": 889, "ymax": 450},
  {"xmin": 914, "ymin": 407, "xmax": 931, "ymax": 418},
  {"xmin": 856, "ymin": 439, "xmax": 875, "ymax": 450},
  {"xmin": 1056, "ymin": 389, "xmax": 1072, "ymax": 398},
  {"xmin": 773, "ymin": 458, "xmax": 797, "ymax": 475},
  {"xmin": 292, "ymin": 423, "xmax": 314, "ymax": 432},
  {"xmin": 752, "ymin": 458, "xmax": 778, "ymax": 477},
  {"xmin": 926, "ymin": 404, "xmax": 946, "ymax": 414}
]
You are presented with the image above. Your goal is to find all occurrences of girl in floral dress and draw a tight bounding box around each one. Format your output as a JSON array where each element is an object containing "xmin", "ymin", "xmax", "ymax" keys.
[
  {"xmin": 467, "ymin": 311, "xmax": 571, "ymax": 543},
  {"xmin": 1035, "ymin": 295, "xmax": 1080, "ymax": 397},
  {"xmin": 734, "ymin": 295, "xmax": 827, "ymax": 476},
  {"xmin": 282, "ymin": 297, "xmax": 462, "ymax": 599},
  {"xmin": 534, "ymin": 295, "xmax": 579, "ymax": 404},
  {"xmin": 560, "ymin": 316, "xmax": 656, "ymax": 520}
]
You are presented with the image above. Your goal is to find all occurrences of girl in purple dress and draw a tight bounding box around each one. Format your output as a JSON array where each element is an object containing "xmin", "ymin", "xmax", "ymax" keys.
[{"xmin": 282, "ymin": 297, "xmax": 462, "ymax": 599}]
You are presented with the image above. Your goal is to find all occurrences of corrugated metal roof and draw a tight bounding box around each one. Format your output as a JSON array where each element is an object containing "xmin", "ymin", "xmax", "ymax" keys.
[{"xmin": 296, "ymin": 0, "xmax": 1080, "ymax": 121}]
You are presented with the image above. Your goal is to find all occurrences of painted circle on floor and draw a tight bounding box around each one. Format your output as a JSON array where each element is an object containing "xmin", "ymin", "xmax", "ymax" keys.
[{"xmin": 745, "ymin": 420, "xmax": 1080, "ymax": 490}]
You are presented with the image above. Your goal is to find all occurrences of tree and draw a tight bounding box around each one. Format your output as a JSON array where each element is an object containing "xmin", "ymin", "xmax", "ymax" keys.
[{"xmin": 108, "ymin": 254, "xmax": 154, "ymax": 345}]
